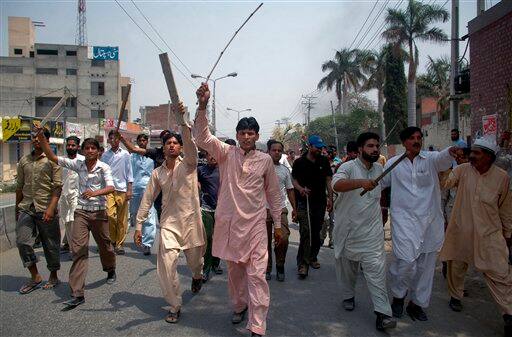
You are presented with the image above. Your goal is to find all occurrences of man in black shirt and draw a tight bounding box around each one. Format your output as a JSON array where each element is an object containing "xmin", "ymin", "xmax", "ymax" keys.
[
  {"xmin": 120, "ymin": 129, "xmax": 171, "ymax": 219},
  {"xmin": 292, "ymin": 135, "xmax": 333, "ymax": 279}
]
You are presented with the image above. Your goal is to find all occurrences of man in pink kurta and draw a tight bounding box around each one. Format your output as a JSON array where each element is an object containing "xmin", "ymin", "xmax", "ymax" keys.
[{"xmin": 193, "ymin": 83, "xmax": 282, "ymax": 336}]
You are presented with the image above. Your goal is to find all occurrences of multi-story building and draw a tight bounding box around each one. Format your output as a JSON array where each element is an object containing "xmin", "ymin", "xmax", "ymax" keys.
[{"xmin": 0, "ymin": 16, "xmax": 135, "ymax": 181}]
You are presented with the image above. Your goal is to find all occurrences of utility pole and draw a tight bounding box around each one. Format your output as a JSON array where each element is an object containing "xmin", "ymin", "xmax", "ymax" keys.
[
  {"xmin": 330, "ymin": 100, "xmax": 340, "ymax": 154},
  {"xmin": 301, "ymin": 95, "xmax": 317, "ymax": 126},
  {"xmin": 167, "ymin": 100, "xmax": 171, "ymax": 130},
  {"xmin": 450, "ymin": 0, "xmax": 460, "ymax": 131},
  {"xmin": 477, "ymin": 0, "xmax": 485, "ymax": 16},
  {"xmin": 275, "ymin": 120, "xmax": 284, "ymax": 128}
]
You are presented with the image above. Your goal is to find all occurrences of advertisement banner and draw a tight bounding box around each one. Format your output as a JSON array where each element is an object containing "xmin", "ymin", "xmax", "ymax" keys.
[
  {"xmin": 2, "ymin": 117, "xmax": 32, "ymax": 142},
  {"xmin": 482, "ymin": 114, "xmax": 498, "ymax": 137},
  {"xmin": 66, "ymin": 122, "xmax": 84, "ymax": 139}
]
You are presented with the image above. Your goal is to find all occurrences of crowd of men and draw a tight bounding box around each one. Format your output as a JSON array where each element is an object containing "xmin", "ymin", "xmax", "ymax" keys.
[{"xmin": 13, "ymin": 82, "xmax": 512, "ymax": 336}]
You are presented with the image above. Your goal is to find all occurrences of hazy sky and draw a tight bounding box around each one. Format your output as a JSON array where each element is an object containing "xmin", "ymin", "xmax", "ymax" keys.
[{"xmin": 1, "ymin": 0, "xmax": 480, "ymax": 139}]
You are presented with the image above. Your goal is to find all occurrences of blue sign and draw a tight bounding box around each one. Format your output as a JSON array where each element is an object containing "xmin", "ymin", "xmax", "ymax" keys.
[{"xmin": 92, "ymin": 46, "xmax": 119, "ymax": 60}]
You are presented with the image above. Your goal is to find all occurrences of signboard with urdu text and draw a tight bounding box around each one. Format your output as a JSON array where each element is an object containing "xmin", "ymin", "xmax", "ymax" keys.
[{"xmin": 92, "ymin": 46, "xmax": 119, "ymax": 60}]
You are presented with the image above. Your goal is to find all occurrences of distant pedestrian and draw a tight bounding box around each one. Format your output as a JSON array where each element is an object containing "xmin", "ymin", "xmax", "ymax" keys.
[
  {"xmin": 101, "ymin": 130, "xmax": 133, "ymax": 255},
  {"xmin": 58, "ymin": 136, "xmax": 84, "ymax": 254},
  {"xmin": 266, "ymin": 140, "xmax": 297, "ymax": 282},
  {"xmin": 292, "ymin": 135, "xmax": 333, "ymax": 279},
  {"xmin": 342, "ymin": 141, "xmax": 358, "ymax": 163},
  {"xmin": 16, "ymin": 129, "xmax": 62, "ymax": 294},
  {"xmin": 130, "ymin": 133, "xmax": 157, "ymax": 256}
]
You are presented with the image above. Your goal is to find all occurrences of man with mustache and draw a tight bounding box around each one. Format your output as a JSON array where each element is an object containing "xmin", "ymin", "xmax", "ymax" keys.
[
  {"xmin": 439, "ymin": 138, "xmax": 512, "ymax": 336},
  {"xmin": 381, "ymin": 126, "xmax": 459, "ymax": 321},
  {"xmin": 193, "ymin": 83, "xmax": 282, "ymax": 337},
  {"xmin": 332, "ymin": 132, "xmax": 396, "ymax": 331},
  {"xmin": 59, "ymin": 136, "xmax": 84, "ymax": 255}
]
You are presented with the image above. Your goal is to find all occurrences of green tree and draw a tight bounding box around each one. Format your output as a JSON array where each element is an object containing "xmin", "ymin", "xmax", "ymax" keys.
[
  {"xmin": 382, "ymin": 0, "xmax": 449, "ymax": 126},
  {"xmin": 361, "ymin": 47, "xmax": 387, "ymax": 139},
  {"xmin": 317, "ymin": 48, "xmax": 368, "ymax": 114},
  {"xmin": 383, "ymin": 45, "xmax": 407, "ymax": 144},
  {"xmin": 417, "ymin": 56, "xmax": 451, "ymax": 120}
]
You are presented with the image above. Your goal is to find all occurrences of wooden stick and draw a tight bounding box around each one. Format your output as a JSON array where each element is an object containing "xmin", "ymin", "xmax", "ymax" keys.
[
  {"xmin": 205, "ymin": 3, "xmax": 263, "ymax": 81},
  {"xmin": 115, "ymin": 83, "xmax": 131, "ymax": 132},
  {"xmin": 40, "ymin": 91, "xmax": 69, "ymax": 128},
  {"xmin": 159, "ymin": 52, "xmax": 185, "ymax": 126},
  {"xmin": 360, "ymin": 152, "xmax": 408, "ymax": 196}
]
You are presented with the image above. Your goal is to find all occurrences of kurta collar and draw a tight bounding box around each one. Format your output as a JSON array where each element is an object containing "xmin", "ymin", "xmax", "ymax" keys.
[
  {"xmin": 237, "ymin": 146, "xmax": 255, "ymax": 157},
  {"xmin": 418, "ymin": 151, "xmax": 428, "ymax": 159},
  {"xmin": 31, "ymin": 151, "xmax": 47, "ymax": 160},
  {"xmin": 355, "ymin": 157, "xmax": 374, "ymax": 172},
  {"xmin": 162, "ymin": 156, "xmax": 183, "ymax": 171},
  {"xmin": 471, "ymin": 163, "xmax": 494, "ymax": 177}
]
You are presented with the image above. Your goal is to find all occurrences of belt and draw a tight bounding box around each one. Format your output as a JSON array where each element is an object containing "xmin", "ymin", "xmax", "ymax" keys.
[{"xmin": 76, "ymin": 204, "xmax": 106, "ymax": 212}]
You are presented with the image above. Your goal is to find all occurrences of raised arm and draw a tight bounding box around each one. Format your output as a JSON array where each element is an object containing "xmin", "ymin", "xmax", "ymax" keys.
[
  {"xmin": 35, "ymin": 127, "xmax": 58, "ymax": 164},
  {"xmin": 192, "ymin": 83, "xmax": 229, "ymax": 163},
  {"xmin": 174, "ymin": 102, "xmax": 198, "ymax": 168},
  {"xmin": 119, "ymin": 134, "xmax": 147, "ymax": 156}
]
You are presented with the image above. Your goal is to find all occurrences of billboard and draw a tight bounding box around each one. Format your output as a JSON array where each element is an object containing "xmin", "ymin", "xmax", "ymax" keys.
[
  {"xmin": 92, "ymin": 46, "xmax": 119, "ymax": 60},
  {"xmin": 2, "ymin": 116, "xmax": 64, "ymax": 142}
]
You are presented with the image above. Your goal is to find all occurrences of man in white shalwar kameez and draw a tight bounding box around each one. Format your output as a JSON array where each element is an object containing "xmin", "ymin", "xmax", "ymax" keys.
[
  {"xmin": 381, "ymin": 126, "xmax": 458, "ymax": 321},
  {"xmin": 332, "ymin": 132, "xmax": 396, "ymax": 331}
]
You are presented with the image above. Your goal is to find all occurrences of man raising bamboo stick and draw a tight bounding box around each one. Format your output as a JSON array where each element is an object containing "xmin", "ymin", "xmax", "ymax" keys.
[{"xmin": 193, "ymin": 83, "xmax": 282, "ymax": 337}]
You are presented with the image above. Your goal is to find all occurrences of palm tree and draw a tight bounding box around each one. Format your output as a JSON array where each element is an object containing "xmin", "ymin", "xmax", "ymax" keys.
[
  {"xmin": 317, "ymin": 48, "xmax": 367, "ymax": 114},
  {"xmin": 382, "ymin": 0, "xmax": 449, "ymax": 126},
  {"xmin": 362, "ymin": 47, "xmax": 387, "ymax": 139},
  {"xmin": 417, "ymin": 56, "xmax": 450, "ymax": 120}
]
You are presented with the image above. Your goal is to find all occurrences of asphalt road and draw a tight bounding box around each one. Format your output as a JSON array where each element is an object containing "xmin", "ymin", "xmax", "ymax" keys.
[{"xmin": 0, "ymin": 223, "xmax": 504, "ymax": 337}]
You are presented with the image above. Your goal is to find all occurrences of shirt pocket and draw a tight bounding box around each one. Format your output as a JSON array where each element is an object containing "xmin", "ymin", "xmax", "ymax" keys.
[
  {"xmin": 480, "ymin": 186, "xmax": 498, "ymax": 206},
  {"xmin": 416, "ymin": 170, "xmax": 431, "ymax": 187}
]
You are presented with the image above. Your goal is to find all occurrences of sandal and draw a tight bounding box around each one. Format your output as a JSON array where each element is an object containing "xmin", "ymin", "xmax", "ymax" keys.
[
  {"xmin": 42, "ymin": 279, "xmax": 60, "ymax": 290},
  {"xmin": 165, "ymin": 310, "xmax": 181, "ymax": 324},
  {"xmin": 19, "ymin": 280, "xmax": 42, "ymax": 294}
]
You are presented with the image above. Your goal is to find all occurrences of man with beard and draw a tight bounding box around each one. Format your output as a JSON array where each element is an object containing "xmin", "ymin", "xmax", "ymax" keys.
[
  {"xmin": 343, "ymin": 141, "xmax": 359, "ymax": 163},
  {"xmin": 16, "ymin": 129, "xmax": 62, "ymax": 293},
  {"xmin": 266, "ymin": 140, "xmax": 297, "ymax": 281},
  {"xmin": 59, "ymin": 136, "xmax": 84, "ymax": 254},
  {"xmin": 381, "ymin": 127, "xmax": 459, "ymax": 321},
  {"xmin": 451, "ymin": 129, "xmax": 467, "ymax": 148},
  {"xmin": 135, "ymin": 105, "xmax": 205, "ymax": 323},
  {"xmin": 36, "ymin": 130, "xmax": 116, "ymax": 308},
  {"xmin": 193, "ymin": 83, "xmax": 282, "ymax": 337},
  {"xmin": 120, "ymin": 129, "xmax": 172, "ymax": 220},
  {"xmin": 292, "ymin": 135, "xmax": 333, "ymax": 278},
  {"xmin": 332, "ymin": 132, "xmax": 396, "ymax": 331},
  {"xmin": 439, "ymin": 138, "xmax": 512, "ymax": 336}
]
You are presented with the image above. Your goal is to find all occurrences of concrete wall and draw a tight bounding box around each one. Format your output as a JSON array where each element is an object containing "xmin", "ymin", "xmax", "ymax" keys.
[{"xmin": 423, "ymin": 116, "xmax": 471, "ymax": 150}]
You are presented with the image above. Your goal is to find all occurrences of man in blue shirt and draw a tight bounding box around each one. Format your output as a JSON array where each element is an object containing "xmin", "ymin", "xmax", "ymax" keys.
[
  {"xmin": 451, "ymin": 129, "xmax": 467, "ymax": 148},
  {"xmin": 197, "ymin": 149, "xmax": 222, "ymax": 282},
  {"xmin": 130, "ymin": 134, "xmax": 158, "ymax": 256}
]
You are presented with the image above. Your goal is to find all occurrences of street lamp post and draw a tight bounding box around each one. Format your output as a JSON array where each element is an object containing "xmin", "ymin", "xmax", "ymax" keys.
[
  {"xmin": 226, "ymin": 107, "xmax": 252, "ymax": 123},
  {"xmin": 191, "ymin": 72, "xmax": 237, "ymax": 135}
]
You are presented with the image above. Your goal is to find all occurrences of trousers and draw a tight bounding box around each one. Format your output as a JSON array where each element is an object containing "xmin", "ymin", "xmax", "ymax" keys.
[
  {"xmin": 296, "ymin": 203, "xmax": 326, "ymax": 268},
  {"xmin": 106, "ymin": 191, "xmax": 129, "ymax": 248},
  {"xmin": 266, "ymin": 208, "xmax": 290, "ymax": 271}
]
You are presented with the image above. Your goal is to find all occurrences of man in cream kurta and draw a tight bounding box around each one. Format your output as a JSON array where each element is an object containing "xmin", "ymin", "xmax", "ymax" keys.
[
  {"xmin": 135, "ymin": 112, "xmax": 205, "ymax": 323},
  {"xmin": 332, "ymin": 132, "xmax": 395, "ymax": 331},
  {"xmin": 193, "ymin": 83, "xmax": 282, "ymax": 336},
  {"xmin": 381, "ymin": 127, "xmax": 457, "ymax": 321},
  {"xmin": 439, "ymin": 138, "xmax": 512, "ymax": 335}
]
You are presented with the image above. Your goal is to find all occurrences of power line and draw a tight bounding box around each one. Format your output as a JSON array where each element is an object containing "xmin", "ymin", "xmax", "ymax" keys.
[
  {"xmin": 129, "ymin": 0, "xmax": 195, "ymax": 76},
  {"xmin": 114, "ymin": 0, "xmax": 163, "ymax": 53},
  {"xmin": 348, "ymin": 1, "xmax": 380, "ymax": 50},
  {"xmin": 365, "ymin": 0, "xmax": 404, "ymax": 50},
  {"xmin": 353, "ymin": 0, "xmax": 392, "ymax": 51}
]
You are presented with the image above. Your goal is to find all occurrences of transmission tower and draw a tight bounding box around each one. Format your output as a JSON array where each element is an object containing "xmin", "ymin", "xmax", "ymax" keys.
[{"xmin": 76, "ymin": 0, "xmax": 87, "ymax": 46}]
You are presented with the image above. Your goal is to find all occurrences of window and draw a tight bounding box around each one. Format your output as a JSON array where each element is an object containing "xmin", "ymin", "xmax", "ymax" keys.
[
  {"xmin": 36, "ymin": 49, "xmax": 58, "ymax": 55},
  {"xmin": 36, "ymin": 68, "xmax": 58, "ymax": 75},
  {"xmin": 66, "ymin": 68, "xmax": 77, "ymax": 75},
  {"xmin": 91, "ymin": 82, "xmax": 105, "ymax": 95},
  {"xmin": 29, "ymin": 51, "xmax": 34, "ymax": 58},
  {"xmin": 91, "ymin": 110, "xmax": 105, "ymax": 119},
  {"xmin": 66, "ymin": 50, "xmax": 77, "ymax": 56},
  {"xmin": 0, "ymin": 66, "xmax": 23, "ymax": 74},
  {"xmin": 14, "ymin": 48, "xmax": 23, "ymax": 55},
  {"xmin": 91, "ymin": 59, "xmax": 105, "ymax": 67}
]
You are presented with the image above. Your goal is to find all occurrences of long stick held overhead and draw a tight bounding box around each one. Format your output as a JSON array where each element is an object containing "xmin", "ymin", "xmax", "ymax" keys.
[
  {"xmin": 40, "ymin": 90, "xmax": 70, "ymax": 128},
  {"xmin": 115, "ymin": 83, "xmax": 132, "ymax": 133},
  {"xmin": 360, "ymin": 152, "xmax": 408, "ymax": 196},
  {"xmin": 159, "ymin": 52, "xmax": 187, "ymax": 125},
  {"xmin": 205, "ymin": 2, "xmax": 264, "ymax": 81}
]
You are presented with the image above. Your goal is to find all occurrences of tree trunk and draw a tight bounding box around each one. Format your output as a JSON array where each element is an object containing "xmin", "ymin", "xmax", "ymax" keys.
[
  {"xmin": 342, "ymin": 74, "xmax": 348, "ymax": 114},
  {"xmin": 407, "ymin": 40, "xmax": 417, "ymax": 126},
  {"xmin": 378, "ymin": 88, "xmax": 386, "ymax": 140}
]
